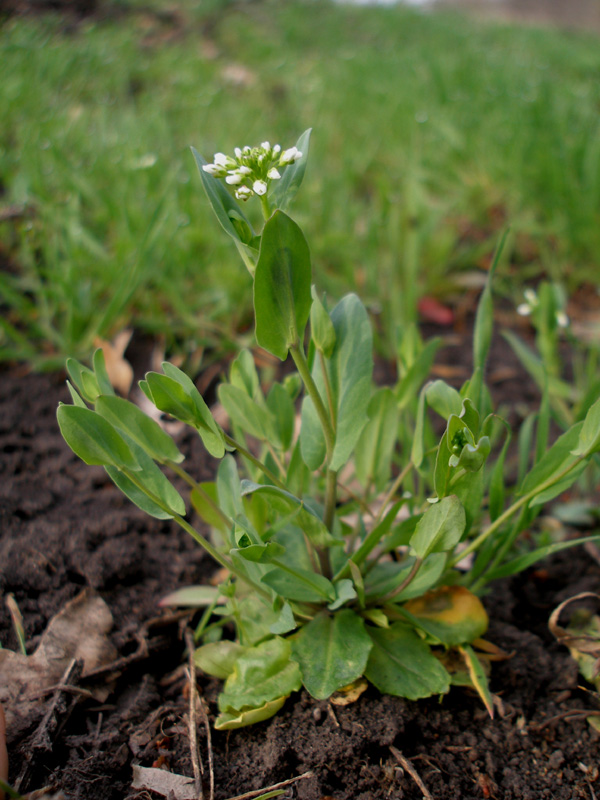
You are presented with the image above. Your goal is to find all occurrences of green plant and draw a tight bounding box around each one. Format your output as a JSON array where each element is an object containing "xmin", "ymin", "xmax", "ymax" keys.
[{"xmin": 58, "ymin": 132, "xmax": 600, "ymax": 730}]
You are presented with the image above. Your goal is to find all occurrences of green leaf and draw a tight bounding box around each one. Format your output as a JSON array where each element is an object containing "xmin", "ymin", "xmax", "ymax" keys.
[
  {"xmin": 488, "ymin": 419, "xmax": 511, "ymax": 522},
  {"xmin": 269, "ymin": 601, "xmax": 297, "ymax": 635},
  {"xmin": 217, "ymin": 456, "xmax": 244, "ymax": 524},
  {"xmin": 219, "ymin": 383, "xmax": 276, "ymax": 442},
  {"xmin": 291, "ymin": 610, "xmax": 373, "ymax": 699},
  {"xmin": 266, "ymin": 383, "xmax": 295, "ymax": 451},
  {"xmin": 396, "ymin": 336, "xmax": 441, "ymax": 411},
  {"xmin": 411, "ymin": 384, "xmax": 427, "ymax": 468},
  {"xmin": 194, "ymin": 641, "xmax": 247, "ymax": 680},
  {"xmin": 270, "ymin": 128, "xmax": 311, "ymax": 212},
  {"xmin": 261, "ymin": 564, "xmax": 335, "ymax": 603},
  {"xmin": 328, "ymin": 579, "xmax": 357, "ymax": 610},
  {"xmin": 231, "ymin": 541, "xmax": 286, "ymax": 563},
  {"xmin": 191, "ymin": 146, "xmax": 258, "ymax": 270},
  {"xmin": 355, "ymin": 388, "xmax": 399, "ymax": 491},
  {"xmin": 160, "ymin": 585, "xmax": 223, "ymax": 608},
  {"xmin": 254, "ymin": 210, "xmax": 312, "ymax": 360},
  {"xmin": 105, "ymin": 435, "xmax": 185, "ymax": 518},
  {"xmin": 410, "ymin": 495, "xmax": 466, "ymax": 559},
  {"xmin": 57, "ymin": 404, "xmax": 140, "ymax": 470},
  {"xmin": 519, "ymin": 423, "xmax": 583, "ymax": 499},
  {"xmin": 300, "ymin": 294, "xmax": 373, "ymax": 472},
  {"xmin": 426, "ymin": 380, "xmax": 462, "ymax": 420},
  {"xmin": 365, "ymin": 623, "xmax": 450, "ymax": 700},
  {"xmin": 229, "ymin": 349, "xmax": 260, "ymax": 398},
  {"xmin": 66, "ymin": 381, "xmax": 87, "ymax": 408},
  {"xmin": 95, "ymin": 395, "xmax": 184, "ymax": 464},
  {"xmin": 66, "ymin": 358, "xmax": 101, "ymax": 403},
  {"xmin": 433, "ymin": 429, "xmax": 453, "ymax": 498},
  {"xmin": 503, "ymin": 330, "xmax": 573, "ymax": 400},
  {"xmin": 572, "ymin": 396, "xmax": 600, "ymax": 456},
  {"xmin": 364, "ymin": 553, "xmax": 446, "ymax": 602},
  {"xmin": 484, "ymin": 534, "xmax": 600, "ymax": 581},
  {"xmin": 214, "ymin": 696, "xmax": 287, "ymax": 731},
  {"xmin": 146, "ymin": 366, "xmax": 225, "ymax": 458},
  {"xmin": 92, "ymin": 349, "xmax": 116, "ymax": 397},
  {"xmin": 190, "ymin": 483, "xmax": 230, "ymax": 533},
  {"xmin": 310, "ymin": 287, "xmax": 336, "ymax": 357},
  {"xmin": 240, "ymin": 481, "xmax": 337, "ymax": 548},
  {"xmin": 218, "ymin": 637, "xmax": 302, "ymax": 713}
]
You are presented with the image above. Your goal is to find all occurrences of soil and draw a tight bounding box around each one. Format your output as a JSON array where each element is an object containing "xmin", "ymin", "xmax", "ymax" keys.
[{"xmin": 1, "ymin": 319, "xmax": 600, "ymax": 800}]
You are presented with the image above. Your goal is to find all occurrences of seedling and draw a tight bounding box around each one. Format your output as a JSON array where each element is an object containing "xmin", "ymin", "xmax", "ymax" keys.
[{"xmin": 58, "ymin": 132, "xmax": 600, "ymax": 729}]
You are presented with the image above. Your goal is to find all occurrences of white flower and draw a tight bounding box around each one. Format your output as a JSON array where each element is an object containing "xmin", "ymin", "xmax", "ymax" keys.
[
  {"xmin": 238, "ymin": 165, "xmax": 252, "ymax": 175},
  {"xmin": 517, "ymin": 303, "xmax": 532, "ymax": 317},
  {"xmin": 235, "ymin": 185, "xmax": 253, "ymax": 200},
  {"xmin": 234, "ymin": 147, "xmax": 242, "ymax": 159},
  {"xmin": 253, "ymin": 180, "xmax": 268, "ymax": 196},
  {"xmin": 523, "ymin": 288, "xmax": 538, "ymax": 307},
  {"xmin": 261, "ymin": 141, "xmax": 271, "ymax": 151},
  {"xmin": 556, "ymin": 311, "xmax": 569, "ymax": 328},
  {"xmin": 273, "ymin": 144, "xmax": 281, "ymax": 154},
  {"xmin": 267, "ymin": 167, "xmax": 281, "ymax": 180},
  {"xmin": 202, "ymin": 163, "xmax": 225, "ymax": 176},
  {"xmin": 226, "ymin": 173, "xmax": 243, "ymax": 185},
  {"xmin": 279, "ymin": 146, "xmax": 302, "ymax": 166},
  {"xmin": 214, "ymin": 152, "xmax": 230, "ymax": 167}
]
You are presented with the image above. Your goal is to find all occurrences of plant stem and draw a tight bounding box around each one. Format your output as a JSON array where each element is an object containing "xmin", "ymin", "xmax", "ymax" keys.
[
  {"xmin": 289, "ymin": 343, "xmax": 335, "ymax": 461},
  {"xmin": 447, "ymin": 454, "xmax": 586, "ymax": 570},
  {"xmin": 223, "ymin": 433, "xmax": 287, "ymax": 490},
  {"xmin": 374, "ymin": 460, "xmax": 414, "ymax": 526},
  {"xmin": 260, "ymin": 194, "xmax": 272, "ymax": 221},
  {"xmin": 122, "ymin": 469, "xmax": 271, "ymax": 600},
  {"xmin": 318, "ymin": 350, "xmax": 336, "ymax": 429}
]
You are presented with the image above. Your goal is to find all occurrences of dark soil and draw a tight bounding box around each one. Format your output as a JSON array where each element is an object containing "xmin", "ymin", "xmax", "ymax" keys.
[{"xmin": 1, "ymin": 324, "xmax": 600, "ymax": 800}]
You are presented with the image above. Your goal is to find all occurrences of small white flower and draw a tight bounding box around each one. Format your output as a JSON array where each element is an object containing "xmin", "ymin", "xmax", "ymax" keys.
[
  {"xmin": 237, "ymin": 165, "xmax": 252, "ymax": 175},
  {"xmin": 235, "ymin": 185, "xmax": 253, "ymax": 200},
  {"xmin": 556, "ymin": 311, "xmax": 569, "ymax": 328},
  {"xmin": 523, "ymin": 288, "xmax": 538, "ymax": 306},
  {"xmin": 267, "ymin": 167, "xmax": 281, "ymax": 180},
  {"xmin": 279, "ymin": 146, "xmax": 302, "ymax": 165},
  {"xmin": 214, "ymin": 152, "xmax": 230, "ymax": 167},
  {"xmin": 273, "ymin": 144, "xmax": 281, "ymax": 154},
  {"xmin": 261, "ymin": 141, "xmax": 271, "ymax": 151},
  {"xmin": 234, "ymin": 147, "xmax": 242, "ymax": 159},
  {"xmin": 202, "ymin": 163, "xmax": 224, "ymax": 176},
  {"xmin": 226, "ymin": 173, "xmax": 243, "ymax": 185},
  {"xmin": 253, "ymin": 180, "xmax": 268, "ymax": 196},
  {"xmin": 243, "ymin": 145, "xmax": 251, "ymax": 153},
  {"xmin": 517, "ymin": 303, "xmax": 532, "ymax": 317}
]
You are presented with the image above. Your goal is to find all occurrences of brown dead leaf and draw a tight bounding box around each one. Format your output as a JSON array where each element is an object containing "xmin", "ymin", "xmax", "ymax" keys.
[
  {"xmin": 0, "ymin": 590, "xmax": 117, "ymax": 743},
  {"xmin": 94, "ymin": 330, "xmax": 134, "ymax": 395},
  {"xmin": 330, "ymin": 678, "xmax": 368, "ymax": 706},
  {"xmin": 131, "ymin": 765, "xmax": 196, "ymax": 800}
]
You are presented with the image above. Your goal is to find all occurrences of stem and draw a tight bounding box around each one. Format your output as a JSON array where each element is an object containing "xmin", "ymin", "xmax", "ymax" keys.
[
  {"xmin": 289, "ymin": 343, "xmax": 335, "ymax": 460},
  {"xmin": 380, "ymin": 558, "xmax": 422, "ymax": 603},
  {"xmin": 223, "ymin": 433, "xmax": 287, "ymax": 490},
  {"xmin": 373, "ymin": 461, "xmax": 415, "ymax": 527},
  {"xmin": 122, "ymin": 469, "xmax": 271, "ymax": 600},
  {"xmin": 318, "ymin": 350, "xmax": 337, "ymax": 429},
  {"xmin": 260, "ymin": 194, "xmax": 272, "ymax": 221},
  {"xmin": 446, "ymin": 454, "xmax": 586, "ymax": 570}
]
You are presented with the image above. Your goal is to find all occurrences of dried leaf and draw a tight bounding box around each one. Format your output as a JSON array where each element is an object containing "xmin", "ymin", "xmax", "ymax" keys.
[
  {"xmin": 329, "ymin": 678, "xmax": 369, "ymax": 706},
  {"xmin": 131, "ymin": 766, "xmax": 197, "ymax": 800},
  {"xmin": 94, "ymin": 331, "xmax": 134, "ymax": 395},
  {"xmin": 0, "ymin": 590, "xmax": 116, "ymax": 742}
]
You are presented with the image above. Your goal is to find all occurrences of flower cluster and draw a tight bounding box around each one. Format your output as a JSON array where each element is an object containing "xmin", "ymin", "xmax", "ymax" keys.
[
  {"xmin": 517, "ymin": 288, "xmax": 569, "ymax": 328},
  {"xmin": 202, "ymin": 141, "xmax": 303, "ymax": 201}
]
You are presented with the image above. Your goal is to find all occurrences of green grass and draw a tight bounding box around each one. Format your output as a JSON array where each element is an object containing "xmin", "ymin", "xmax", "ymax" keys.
[{"xmin": 1, "ymin": 0, "xmax": 599, "ymax": 368}]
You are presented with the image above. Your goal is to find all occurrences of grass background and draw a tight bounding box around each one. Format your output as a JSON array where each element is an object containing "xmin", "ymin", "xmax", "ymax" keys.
[{"xmin": 1, "ymin": 0, "xmax": 599, "ymax": 368}]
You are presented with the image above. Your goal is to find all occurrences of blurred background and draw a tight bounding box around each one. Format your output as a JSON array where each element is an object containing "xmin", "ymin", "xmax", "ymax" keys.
[{"xmin": 1, "ymin": 0, "xmax": 599, "ymax": 370}]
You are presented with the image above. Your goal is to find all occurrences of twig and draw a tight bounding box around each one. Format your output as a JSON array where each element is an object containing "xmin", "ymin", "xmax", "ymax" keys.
[
  {"xmin": 532, "ymin": 709, "xmax": 600, "ymax": 730},
  {"xmin": 390, "ymin": 746, "xmax": 433, "ymax": 800},
  {"xmin": 184, "ymin": 630, "xmax": 203, "ymax": 800},
  {"xmin": 224, "ymin": 771, "xmax": 314, "ymax": 800},
  {"xmin": 16, "ymin": 659, "xmax": 84, "ymax": 793},
  {"xmin": 198, "ymin": 696, "xmax": 214, "ymax": 800}
]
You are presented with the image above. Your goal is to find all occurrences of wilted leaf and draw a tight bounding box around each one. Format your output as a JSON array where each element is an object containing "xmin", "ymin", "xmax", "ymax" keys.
[
  {"xmin": 0, "ymin": 591, "xmax": 117, "ymax": 743},
  {"xmin": 131, "ymin": 766, "xmax": 196, "ymax": 800}
]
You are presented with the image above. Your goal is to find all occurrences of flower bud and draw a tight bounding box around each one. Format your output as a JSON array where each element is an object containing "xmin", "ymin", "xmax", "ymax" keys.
[
  {"xmin": 235, "ymin": 186, "xmax": 253, "ymax": 200},
  {"xmin": 279, "ymin": 146, "xmax": 302, "ymax": 166},
  {"xmin": 253, "ymin": 180, "xmax": 268, "ymax": 196},
  {"xmin": 267, "ymin": 168, "xmax": 281, "ymax": 180},
  {"xmin": 226, "ymin": 173, "xmax": 243, "ymax": 185}
]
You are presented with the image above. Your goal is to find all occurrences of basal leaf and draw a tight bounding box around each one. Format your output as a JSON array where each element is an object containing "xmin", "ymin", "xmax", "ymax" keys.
[
  {"xmin": 261, "ymin": 564, "xmax": 335, "ymax": 603},
  {"xmin": 291, "ymin": 610, "xmax": 372, "ymax": 699},
  {"xmin": 365, "ymin": 623, "xmax": 450, "ymax": 700}
]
